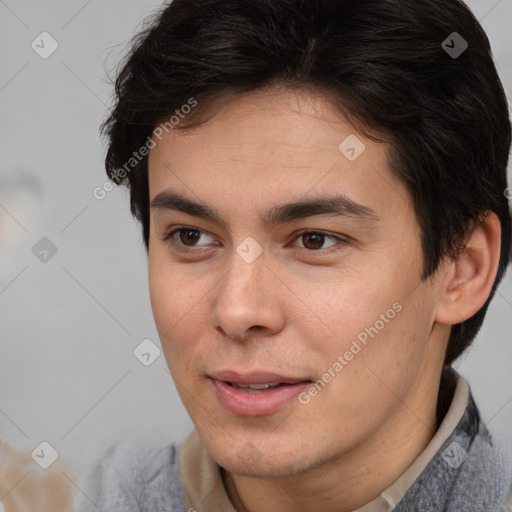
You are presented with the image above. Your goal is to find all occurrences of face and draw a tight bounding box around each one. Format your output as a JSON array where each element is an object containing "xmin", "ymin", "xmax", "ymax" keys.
[{"xmin": 147, "ymin": 85, "xmax": 448, "ymax": 478}]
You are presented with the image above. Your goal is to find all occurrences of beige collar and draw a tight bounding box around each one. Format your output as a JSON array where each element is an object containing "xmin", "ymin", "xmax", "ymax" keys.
[{"xmin": 180, "ymin": 373, "xmax": 469, "ymax": 512}]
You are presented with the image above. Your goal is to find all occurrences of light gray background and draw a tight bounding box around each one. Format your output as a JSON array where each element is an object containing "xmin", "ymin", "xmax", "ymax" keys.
[{"xmin": 0, "ymin": 0, "xmax": 511, "ymax": 483}]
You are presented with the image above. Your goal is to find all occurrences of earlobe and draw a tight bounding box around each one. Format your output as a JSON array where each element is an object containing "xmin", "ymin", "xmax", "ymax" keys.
[{"xmin": 435, "ymin": 212, "xmax": 502, "ymax": 326}]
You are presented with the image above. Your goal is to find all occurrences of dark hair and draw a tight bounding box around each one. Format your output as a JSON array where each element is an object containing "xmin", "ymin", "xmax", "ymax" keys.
[{"xmin": 102, "ymin": 0, "xmax": 511, "ymax": 367}]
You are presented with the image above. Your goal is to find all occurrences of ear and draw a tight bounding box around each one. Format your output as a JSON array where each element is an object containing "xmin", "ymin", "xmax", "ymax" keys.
[{"xmin": 435, "ymin": 212, "xmax": 502, "ymax": 325}]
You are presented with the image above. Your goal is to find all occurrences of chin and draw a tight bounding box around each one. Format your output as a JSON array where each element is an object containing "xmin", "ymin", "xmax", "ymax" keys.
[{"xmin": 206, "ymin": 437, "xmax": 315, "ymax": 479}]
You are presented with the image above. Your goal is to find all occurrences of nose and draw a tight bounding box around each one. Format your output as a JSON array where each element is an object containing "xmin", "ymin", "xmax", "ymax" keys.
[{"xmin": 211, "ymin": 245, "xmax": 286, "ymax": 342}]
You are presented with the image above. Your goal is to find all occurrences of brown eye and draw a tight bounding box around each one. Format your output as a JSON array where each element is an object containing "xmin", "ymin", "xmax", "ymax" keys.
[
  {"xmin": 301, "ymin": 232, "xmax": 326, "ymax": 250},
  {"xmin": 162, "ymin": 227, "xmax": 215, "ymax": 251},
  {"xmin": 294, "ymin": 231, "xmax": 340, "ymax": 251},
  {"xmin": 178, "ymin": 229, "xmax": 202, "ymax": 246}
]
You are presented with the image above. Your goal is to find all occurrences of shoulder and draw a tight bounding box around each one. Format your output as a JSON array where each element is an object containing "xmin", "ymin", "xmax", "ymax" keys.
[
  {"xmin": 453, "ymin": 395, "xmax": 512, "ymax": 511},
  {"xmin": 73, "ymin": 435, "xmax": 185, "ymax": 512}
]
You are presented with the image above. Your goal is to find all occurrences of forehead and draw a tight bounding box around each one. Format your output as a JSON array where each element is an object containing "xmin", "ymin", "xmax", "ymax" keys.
[{"xmin": 147, "ymin": 86, "xmax": 411, "ymax": 226}]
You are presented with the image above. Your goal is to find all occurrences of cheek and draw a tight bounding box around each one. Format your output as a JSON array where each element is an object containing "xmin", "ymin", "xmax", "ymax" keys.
[
  {"xmin": 297, "ymin": 267, "xmax": 432, "ymax": 383},
  {"xmin": 148, "ymin": 252, "xmax": 204, "ymax": 370},
  {"xmin": 289, "ymin": 271, "xmax": 395, "ymax": 350},
  {"xmin": 148, "ymin": 242, "xmax": 200, "ymax": 317}
]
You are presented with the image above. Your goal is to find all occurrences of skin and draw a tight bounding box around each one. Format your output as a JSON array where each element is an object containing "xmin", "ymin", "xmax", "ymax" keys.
[{"xmin": 147, "ymin": 84, "xmax": 501, "ymax": 512}]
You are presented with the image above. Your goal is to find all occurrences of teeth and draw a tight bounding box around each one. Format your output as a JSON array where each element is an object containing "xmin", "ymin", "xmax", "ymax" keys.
[
  {"xmin": 247, "ymin": 383, "xmax": 280, "ymax": 390},
  {"xmin": 230, "ymin": 382, "xmax": 282, "ymax": 391}
]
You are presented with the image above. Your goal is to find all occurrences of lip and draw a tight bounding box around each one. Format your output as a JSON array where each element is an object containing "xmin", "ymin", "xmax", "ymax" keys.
[{"xmin": 208, "ymin": 370, "xmax": 311, "ymax": 416}]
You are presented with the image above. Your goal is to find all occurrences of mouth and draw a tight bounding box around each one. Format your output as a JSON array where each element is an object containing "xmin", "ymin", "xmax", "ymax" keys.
[{"xmin": 208, "ymin": 370, "xmax": 312, "ymax": 416}]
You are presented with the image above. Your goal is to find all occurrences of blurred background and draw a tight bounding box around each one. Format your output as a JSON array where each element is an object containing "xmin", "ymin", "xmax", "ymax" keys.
[{"xmin": 0, "ymin": 0, "xmax": 511, "ymax": 498}]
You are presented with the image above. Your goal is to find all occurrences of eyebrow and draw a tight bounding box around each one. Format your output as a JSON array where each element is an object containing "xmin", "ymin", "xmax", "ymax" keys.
[{"xmin": 150, "ymin": 191, "xmax": 379, "ymax": 229}]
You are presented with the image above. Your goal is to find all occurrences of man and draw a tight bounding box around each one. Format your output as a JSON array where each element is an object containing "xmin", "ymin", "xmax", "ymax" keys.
[{"xmin": 76, "ymin": 0, "xmax": 512, "ymax": 510}]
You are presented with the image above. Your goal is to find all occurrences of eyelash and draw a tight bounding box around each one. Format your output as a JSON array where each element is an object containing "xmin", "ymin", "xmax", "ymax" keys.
[{"xmin": 161, "ymin": 226, "xmax": 348, "ymax": 255}]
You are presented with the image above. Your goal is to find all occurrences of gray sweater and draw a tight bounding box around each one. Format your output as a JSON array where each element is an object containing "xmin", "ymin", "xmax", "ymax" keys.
[{"xmin": 74, "ymin": 390, "xmax": 512, "ymax": 511}]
